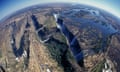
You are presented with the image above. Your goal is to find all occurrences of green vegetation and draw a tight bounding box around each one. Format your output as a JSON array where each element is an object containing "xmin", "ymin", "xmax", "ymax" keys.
[
  {"xmin": 91, "ymin": 60, "xmax": 105, "ymax": 72},
  {"xmin": 34, "ymin": 17, "xmax": 75, "ymax": 71},
  {"xmin": 44, "ymin": 31, "xmax": 74, "ymax": 65},
  {"xmin": 45, "ymin": 37, "xmax": 75, "ymax": 72},
  {"xmin": 66, "ymin": 49, "xmax": 75, "ymax": 61},
  {"xmin": 45, "ymin": 38, "xmax": 68, "ymax": 65},
  {"xmin": 53, "ymin": 33, "xmax": 67, "ymax": 44},
  {"xmin": 44, "ymin": 16, "xmax": 56, "ymax": 28}
]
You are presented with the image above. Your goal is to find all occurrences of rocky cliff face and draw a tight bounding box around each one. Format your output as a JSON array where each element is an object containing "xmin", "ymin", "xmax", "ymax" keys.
[
  {"xmin": 0, "ymin": 3, "xmax": 120, "ymax": 72},
  {"xmin": 0, "ymin": 5, "xmax": 78, "ymax": 72}
]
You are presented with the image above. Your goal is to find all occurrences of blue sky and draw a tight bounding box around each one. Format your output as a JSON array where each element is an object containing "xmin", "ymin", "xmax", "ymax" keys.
[{"xmin": 0, "ymin": 0, "xmax": 120, "ymax": 20}]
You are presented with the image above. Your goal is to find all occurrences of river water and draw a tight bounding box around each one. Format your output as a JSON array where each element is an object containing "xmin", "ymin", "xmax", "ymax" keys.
[{"xmin": 55, "ymin": 15, "xmax": 84, "ymax": 67}]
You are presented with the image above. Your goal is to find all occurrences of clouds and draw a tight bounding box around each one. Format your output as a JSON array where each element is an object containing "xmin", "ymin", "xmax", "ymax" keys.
[{"xmin": 0, "ymin": 0, "xmax": 120, "ymax": 20}]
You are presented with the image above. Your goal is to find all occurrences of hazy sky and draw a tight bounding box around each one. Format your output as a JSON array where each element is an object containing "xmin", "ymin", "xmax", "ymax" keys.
[{"xmin": 0, "ymin": 0, "xmax": 120, "ymax": 20}]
